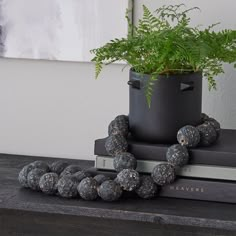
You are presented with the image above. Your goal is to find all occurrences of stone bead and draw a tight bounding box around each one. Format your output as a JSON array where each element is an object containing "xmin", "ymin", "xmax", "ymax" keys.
[
  {"xmin": 60, "ymin": 165, "xmax": 82, "ymax": 178},
  {"xmin": 27, "ymin": 168, "xmax": 47, "ymax": 191},
  {"xmin": 166, "ymin": 144, "xmax": 189, "ymax": 167},
  {"xmin": 205, "ymin": 118, "xmax": 221, "ymax": 137},
  {"xmin": 151, "ymin": 163, "xmax": 176, "ymax": 186},
  {"xmin": 201, "ymin": 113, "xmax": 209, "ymax": 123},
  {"xmin": 115, "ymin": 115, "xmax": 129, "ymax": 124},
  {"xmin": 73, "ymin": 170, "xmax": 92, "ymax": 182},
  {"xmin": 94, "ymin": 174, "xmax": 110, "ymax": 185},
  {"xmin": 105, "ymin": 134, "xmax": 128, "ymax": 156},
  {"xmin": 108, "ymin": 115, "xmax": 129, "ymax": 137},
  {"xmin": 98, "ymin": 180, "xmax": 123, "ymax": 202},
  {"xmin": 77, "ymin": 177, "xmax": 98, "ymax": 201},
  {"xmin": 50, "ymin": 161, "xmax": 69, "ymax": 175},
  {"xmin": 113, "ymin": 152, "xmax": 137, "ymax": 172},
  {"xmin": 18, "ymin": 164, "xmax": 35, "ymax": 188},
  {"xmin": 197, "ymin": 123, "xmax": 217, "ymax": 147},
  {"xmin": 57, "ymin": 176, "xmax": 79, "ymax": 198},
  {"xmin": 177, "ymin": 125, "xmax": 200, "ymax": 148},
  {"xmin": 31, "ymin": 161, "xmax": 50, "ymax": 172},
  {"xmin": 39, "ymin": 173, "xmax": 59, "ymax": 195},
  {"xmin": 135, "ymin": 176, "xmax": 160, "ymax": 199},
  {"xmin": 116, "ymin": 169, "xmax": 140, "ymax": 191}
]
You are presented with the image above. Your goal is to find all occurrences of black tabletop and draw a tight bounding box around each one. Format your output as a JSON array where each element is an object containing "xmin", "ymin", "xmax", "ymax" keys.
[{"xmin": 1, "ymin": 153, "xmax": 236, "ymax": 232}]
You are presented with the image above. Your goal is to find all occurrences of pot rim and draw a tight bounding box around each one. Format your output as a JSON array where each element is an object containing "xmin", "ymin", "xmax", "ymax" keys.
[{"xmin": 130, "ymin": 68, "xmax": 202, "ymax": 78}]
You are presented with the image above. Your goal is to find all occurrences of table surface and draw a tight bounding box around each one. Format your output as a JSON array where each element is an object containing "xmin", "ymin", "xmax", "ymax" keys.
[{"xmin": 1, "ymin": 153, "xmax": 236, "ymax": 232}]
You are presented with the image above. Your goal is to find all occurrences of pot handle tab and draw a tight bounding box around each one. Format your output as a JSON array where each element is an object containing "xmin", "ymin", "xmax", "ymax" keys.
[
  {"xmin": 180, "ymin": 81, "xmax": 194, "ymax": 92},
  {"xmin": 127, "ymin": 80, "xmax": 141, "ymax": 89}
]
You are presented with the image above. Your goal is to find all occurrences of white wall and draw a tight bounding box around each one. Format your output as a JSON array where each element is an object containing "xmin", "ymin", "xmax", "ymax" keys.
[{"xmin": 0, "ymin": 0, "xmax": 235, "ymax": 160}]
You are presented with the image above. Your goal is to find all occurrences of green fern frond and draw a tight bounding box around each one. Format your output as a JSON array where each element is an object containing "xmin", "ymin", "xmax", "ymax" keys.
[
  {"xmin": 95, "ymin": 61, "xmax": 103, "ymax": 79},
  {"xmin": 91, "ymin": 4, "xmax": 236, "ymax": 107},
  {"xmin": 145, "ymin": 74, "xmax": 159, "ymax": 108},
  {"xmin": 125, "ymin": 8, "xmax": 134, "ymax": 38}
]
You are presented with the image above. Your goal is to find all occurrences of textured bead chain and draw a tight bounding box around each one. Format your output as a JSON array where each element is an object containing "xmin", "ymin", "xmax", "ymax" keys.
[
  {"xmin": 104, "ymin": 113, "xmax": 220, "ymax": 199},
  {"xmin": 18, "ymin": 113, "xmax": 220, "ymax": 202}
]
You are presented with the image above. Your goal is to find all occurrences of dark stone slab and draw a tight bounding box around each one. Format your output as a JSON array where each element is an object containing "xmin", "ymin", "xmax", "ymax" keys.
[{"xmin": 0, "ymin": 153, "xmax": 236, "ymax": 235}]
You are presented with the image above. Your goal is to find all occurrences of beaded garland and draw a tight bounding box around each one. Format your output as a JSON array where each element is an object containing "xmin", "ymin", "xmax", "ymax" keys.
[{"xmin": 18, "ymin": 113, "xmax": 220, "ymax": 202}]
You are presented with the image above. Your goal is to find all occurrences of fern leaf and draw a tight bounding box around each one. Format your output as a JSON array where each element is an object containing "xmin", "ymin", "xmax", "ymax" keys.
[{"xmin": 95, "ymin": 61, "xmax": 103, "ymax": 79}]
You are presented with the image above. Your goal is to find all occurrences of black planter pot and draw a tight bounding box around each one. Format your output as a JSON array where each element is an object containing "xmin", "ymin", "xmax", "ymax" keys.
[{"xmin": 128, "ymin": 69, "xmax": 202, "ymax": 144}]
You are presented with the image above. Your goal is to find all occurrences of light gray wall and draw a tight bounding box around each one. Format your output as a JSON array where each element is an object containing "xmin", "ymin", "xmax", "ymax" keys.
[{"xmin": 0, "ymin": 0, "xmax": 235, "ymax": 160}]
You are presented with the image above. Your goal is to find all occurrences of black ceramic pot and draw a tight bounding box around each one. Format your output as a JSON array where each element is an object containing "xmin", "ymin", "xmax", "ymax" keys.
[{"xmin": 128, "ymin": 69, "xmax": 202, "ymax": 144}]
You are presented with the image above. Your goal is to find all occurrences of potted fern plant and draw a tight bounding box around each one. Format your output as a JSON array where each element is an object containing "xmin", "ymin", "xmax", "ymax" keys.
[{"xmin": 91, "ymin": 4, "xmax": 236, "ymax": 143}]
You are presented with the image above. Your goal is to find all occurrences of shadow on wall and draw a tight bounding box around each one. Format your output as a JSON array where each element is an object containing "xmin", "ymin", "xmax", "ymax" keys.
[{"xmin": 0, "ymin": 26, "xmax": 4, "ymax": 56}]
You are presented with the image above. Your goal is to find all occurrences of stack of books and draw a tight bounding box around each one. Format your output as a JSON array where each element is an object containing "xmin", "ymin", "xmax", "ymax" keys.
[{"xmin": 94, "ymin": 129, "xmax": 236, "ymax": 203}]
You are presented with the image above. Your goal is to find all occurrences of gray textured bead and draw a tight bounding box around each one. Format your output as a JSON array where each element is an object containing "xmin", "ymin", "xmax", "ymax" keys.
[
  {"xmin": 135, "ymin": 176, "xmax": 160, "ymax": 199},
  {"xmin": 39, "ymin": 173, "xmax": 59, "ymax": 195},
  {"xmin": 73, "ymin": 170, "xmax": 92, "ymax": 182},
  {"xmin": 18, "ymin": 164, "xmax": 35, "ymax": 188},
  {"xmin": 201, "ymin": 113, "xmax": 209, "ymax": 123},
  {"xmin": 50, "ymin": 161, "xmax": 69, "ymax": 175},
  {"xmin": 98, "ymin": 180, "xmax": 123, "ymax": 202},
  {"xmin": 105, "ymin": 134, "xmax": 128, "ymax": 156},
  {"xmin": 60, "ymin": 165, "xmax": 82, "ymax": 178},
  {"xmin": 113, "ymin": 152, "xmax": 137, "ymax": 172},
  {"xmin": 152, "ymin": 163, "xmax": 176, "ymax": 186},
  {"xmin": 94, "ymin": 174, "xmax": 110, "ymax": 185},
  {"xmin": 115, "ymin": 115, "xmax": 129, "ymax": 124},
  {"xmin": 205, "ymin": 118, "xmax": 221, "ymax": 137},
  {"xmin": 197, "ymin": 123, "xmax": 217, "ymax": 147},
  {"xmin": 27, "ymin": 168, "xmax": 47, "ymax": 191},
  {"xmin": 77, "ymin": 177, "xmax": 98, "ymax": 201},
  {"xmin": 57, "ymin": 176, "xmax": 79, "ymax": 198},
  {"xmin": 31, "ymin": 161, "xmax": 50, "ymax": 172},
  {"xmin": 108, "ymin": 115, "xmax": 129, "ymax": 137},
  {"xmin": 116, "ymin": 169, "xmax": 140, "ymax": 191},
  {"xmin": 166, "ymin": 144, "xmax": 189, "ymax": 167},
  {"xmin": 177, "ymin": 125, "xmax": 200, "ymax": 148}
]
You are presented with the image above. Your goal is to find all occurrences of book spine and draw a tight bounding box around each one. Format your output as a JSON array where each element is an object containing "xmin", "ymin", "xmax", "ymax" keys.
[
  {"xmin": 95, "ymin": 156, "xmax": 236, "ymax": 181},
  {"xmin": 94, "ymin": 132, "xmax": 236, "ymax": 167},
  {"xmin": 160, "ymin": 178, "xmax": 236, "ymax": 204},
  {"xmin": 89, "ymin": 167, "xmax": 236, "ymax": 204}
]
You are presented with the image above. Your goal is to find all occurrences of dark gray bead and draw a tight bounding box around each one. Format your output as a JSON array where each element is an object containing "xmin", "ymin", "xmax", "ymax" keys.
[
  {"xmin": 105, "ymin": 134, "xmax": 128, "ymax": 156},
  {"xmin": 50, "ymin": 161, "xmax": 69, "ymax": 175},
  {"xmin": 113, "ymin": 152, "xmax": 137, "ymax": 172},
  {"xmin": 27, "ymin": 168, "xmax": 47, "ymax": 191},
  {"xmin": 201, "ymin": 113, "xmax": 209, "ymax": 123},
  {"xmin": 39, "ymin": 173, "xmax": 59, "ymax": 195},
  {"xmin": 108, "ymin": 115, "xmax": 129, "ymax": 137},
  {"xmin": 31, "ymin": 161, "xmax": 50, "ymax": 172},
  {"xmin": 60, "ymin": 165, "xmax": 82, "ymax": 178},
  {"xmin": 205, "ymin": 118, "xmax": 221, "ymax": 137},
  {"xmin": 152, "ymin": 163, "xmax": 176, "ymax": 186},
  {"xmin": 18, "ymin": 164, "xmax": 35, "ymax": 188},
  {"xmin": 177, "ymin": 125, "xmax": 200, "ymax": 148},
  {"xmin": 115, "ymin": 115, "xmax": 129, "ymax": 124},
  {"xmin": 197, "ymin": 123, "xmax": 217, "ymax": 147},
  {"xmin": 116, "ymin": 169, "xmax": 140, "ymax": 191},
  {"xmin": 98, "ymin": 180, "xmax": 123, "ymax": 202},
  {"xmin": 166, "ymin": 144, "xmax": 189, "ymax": 167},
  {"xmin": 77, "ymin": 177, "xmax": 98, "ymax": 201},
  {"xmin": 73, "ymin": 170, "xmax": 92, "ymax": 182},
  {"xmin": 135, "ymin": 176, "xmax": 160, "ymax": 199},
  {"xmin": 94, "ymin": 174, "xmax": 110, "ymax": 185},
  {"xmin": 57, "ymin": 176, "xmax": 79, "ymax": 198}
]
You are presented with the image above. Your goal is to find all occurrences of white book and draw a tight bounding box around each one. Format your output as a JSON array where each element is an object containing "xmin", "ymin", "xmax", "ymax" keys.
[{"xmin": 95, "ymin": 156, "xmax": 236, "ymax": 181}]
